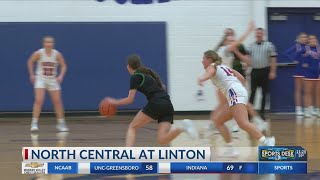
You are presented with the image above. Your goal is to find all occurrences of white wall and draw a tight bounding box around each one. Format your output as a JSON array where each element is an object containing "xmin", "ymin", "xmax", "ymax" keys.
[
  {"xmin": 0, "ymin": 0, "xmax": 252, "ymax": 111},
  {"xmin": 0, "ymin": 0, "xmax": 318, "ymax": 111}
]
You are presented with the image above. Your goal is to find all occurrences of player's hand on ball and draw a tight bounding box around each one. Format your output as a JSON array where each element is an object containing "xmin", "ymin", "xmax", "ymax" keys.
[
  {"xmin": 30, "ymin": 74, "xmax": 35, "ymax": 84},
  {"xmin": 106, "ymin": 97, "xmax": 118, "ymax": 105},
  {"xmin": 56, "ymin": 75, "xmax": 64, "ymax": 83}
]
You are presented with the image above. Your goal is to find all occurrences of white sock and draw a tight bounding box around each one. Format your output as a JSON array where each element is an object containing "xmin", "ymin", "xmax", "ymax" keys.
[
  {"xmin": 296, "ymin": 106, "xmax": 302, "ymax": 111},
  {"xmin": 226, "ymin": 142, "xmax": 233, "ymax": 147},
  {"xmin": 258, "ymin": 136, "xmax": 266, "ymax": 144},
  {"xmin": 32, "ymin": 118, "xmax": 38, "ymax": 123},
  {"xmin": 57, "ymin": 118, "xmax": 65, "ymax": 123}
]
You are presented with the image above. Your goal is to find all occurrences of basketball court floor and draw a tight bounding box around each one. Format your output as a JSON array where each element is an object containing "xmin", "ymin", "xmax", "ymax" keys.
[{"xmin": 0, "ymin": 114, "xmax": 319, "ymax": 180}]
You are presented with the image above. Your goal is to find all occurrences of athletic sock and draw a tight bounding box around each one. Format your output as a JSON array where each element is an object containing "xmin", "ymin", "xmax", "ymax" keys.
[
  {"xmin": 225, "ymin": 142, "xmax": 233, "ymax": 147},
  {"xmin": 296, "ymin": 106, "xmax": 302, "ymax": 111},
  {"xmin": 57, "ymin": 118, "xmax": 65, "ymax": 123},
  {"xmin": 32, "ymin": 118, "xmax": 38, "ymax": 123},
  {"xmin": 258, "ymin": 136, "xmax": 266, "ymax": 144}
]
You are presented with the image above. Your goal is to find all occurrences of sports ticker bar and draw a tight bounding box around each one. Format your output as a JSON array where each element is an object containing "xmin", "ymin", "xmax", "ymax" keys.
[
  {"xmin": 22, "ymin": 161, "xmax": 307, "ymax": 174},
  {"xmin": 21, "ymin": 146, "xmax": 308, "ymax": 174}
]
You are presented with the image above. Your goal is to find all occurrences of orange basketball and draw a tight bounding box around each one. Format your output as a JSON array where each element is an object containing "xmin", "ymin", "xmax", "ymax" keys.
[{"xmin": 99, "ymin": 98, "xmax": 117, "ymax": 117}]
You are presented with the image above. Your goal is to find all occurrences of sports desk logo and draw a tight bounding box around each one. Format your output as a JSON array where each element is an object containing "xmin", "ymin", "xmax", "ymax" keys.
[
  {"xmin": 23, "ymin": 162, "xmax": 46, "ymax": 174},
  {"xmin": 261, "ymin": 149, "xmax": 295, "ymax": 161}
]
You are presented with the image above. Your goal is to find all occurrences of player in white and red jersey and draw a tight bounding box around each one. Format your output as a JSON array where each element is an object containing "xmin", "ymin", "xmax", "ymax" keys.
[
  {"xmin": 27, "ymin": 36, "xmax": 69, "ymax": 132},
  {"xmin": 207, "ymin": 22, "xmax": 267, "ymax": 135},
  {"xmin": 198, "ymin": 50, "xmax": 275, "ymax": 150}
]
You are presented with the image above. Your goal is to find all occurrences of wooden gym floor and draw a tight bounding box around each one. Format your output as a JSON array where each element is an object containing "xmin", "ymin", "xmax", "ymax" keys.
[{"xmin": 0, "ymin": 114, "xmax": 319, "ymax": 180}]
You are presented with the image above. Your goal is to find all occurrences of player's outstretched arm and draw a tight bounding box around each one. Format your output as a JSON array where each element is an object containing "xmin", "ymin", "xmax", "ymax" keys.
[
  {"xmin": 228, "ymin": 21, "xmax": 255, "ymax": 51},
  {"xmin": 108, "ymin": 90, "xmax": 137, "ymax": 106},
  {"xmin": 198, "ymin": 65, "xmax": 216, "ymax": 86}
]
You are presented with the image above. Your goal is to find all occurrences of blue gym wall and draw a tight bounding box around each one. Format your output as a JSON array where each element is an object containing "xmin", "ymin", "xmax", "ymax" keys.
[{"xmin": 0, "ymin": 22, "xmax": 167, "ymax": 111}]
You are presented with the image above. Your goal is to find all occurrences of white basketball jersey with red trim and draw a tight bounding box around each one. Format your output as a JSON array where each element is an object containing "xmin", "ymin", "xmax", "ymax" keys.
[
  {"xmin": 36, "ymin": 49, "xmax": 58, "ymax": 78},
  {"xmin": 210, "ymin": 64, "xmax": 241, "ymax": 95}
]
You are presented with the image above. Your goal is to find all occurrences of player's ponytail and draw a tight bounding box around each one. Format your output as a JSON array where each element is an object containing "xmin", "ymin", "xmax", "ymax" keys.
[
  {"xmin": 127, "ymin": 54, "xmax": 164, "ymax": 90},
  {"xmin": 204, "ymin": 50, "xmax": 222, "ymax": 68},
  {"xmin": 138, "ymin": 67, "xmax": 164, "ymax": 90}
]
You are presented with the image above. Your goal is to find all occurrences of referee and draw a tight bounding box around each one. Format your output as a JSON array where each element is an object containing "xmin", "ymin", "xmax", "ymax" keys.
[{"xmin": 247, "ymin": 28, "xmax": 277, "ymax": 119}]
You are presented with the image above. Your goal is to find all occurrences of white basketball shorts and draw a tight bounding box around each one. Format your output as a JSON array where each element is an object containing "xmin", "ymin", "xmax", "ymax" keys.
[
  {"xmin": 34, "ymin": 76, "xmax": 61, "ymax": 91},
  {"xmin": 225, "ymin": 83, "xmax": 248, "ymax": 107}
]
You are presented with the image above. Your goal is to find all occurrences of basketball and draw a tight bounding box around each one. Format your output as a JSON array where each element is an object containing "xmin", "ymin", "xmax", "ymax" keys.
[{"xmin": 99, "ymin": 98, "xmax": 117, "ymax": 117}]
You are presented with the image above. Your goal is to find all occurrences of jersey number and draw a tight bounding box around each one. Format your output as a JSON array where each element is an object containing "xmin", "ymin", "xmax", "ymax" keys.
[
  {"xmin": 220, "ymin": 67, "xmax": 234, "ymax": 76},
  {"xmin": 43, "ymin": 68, "xmax": 54, "ymax": 76}
]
